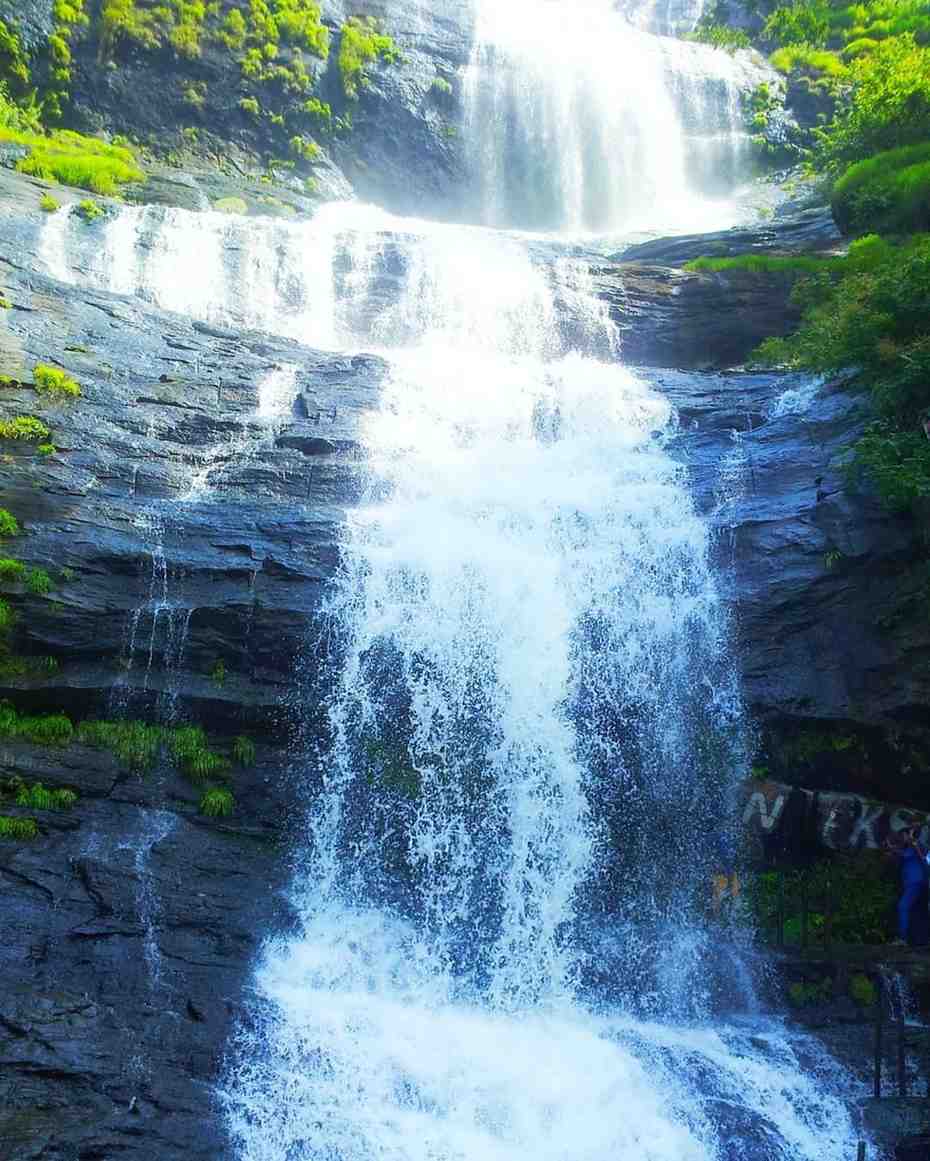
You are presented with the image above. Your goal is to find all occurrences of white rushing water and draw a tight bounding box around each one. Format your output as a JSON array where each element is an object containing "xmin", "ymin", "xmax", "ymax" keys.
[
  {"xmin": 463, "ymin": 0, "xmax": 757, "ymax": 233},
  {"xmin": 36, "ymin": 0, "xmax": 865, "ymax": 1152}
]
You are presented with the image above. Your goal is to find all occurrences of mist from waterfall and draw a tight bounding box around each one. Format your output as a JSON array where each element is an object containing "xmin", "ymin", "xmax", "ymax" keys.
[{"xmin": 33, "ymin": 2, "xmax": 869, "ymax": 1154}]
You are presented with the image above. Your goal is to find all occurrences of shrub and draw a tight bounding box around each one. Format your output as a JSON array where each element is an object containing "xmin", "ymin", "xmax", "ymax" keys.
[
  {"xmin": 0, "ymin": 815, "xmax": 38, "ymax": 839},
  {"xmin": 0, "ymin": 416, "xmax": 51, "ymax": 441},
  {"xmin": 37, "ymin": 443, "xmax": 56, "ymax": 456},
  {"xmin": 33, "ymin": 363, "xmax": 81, "ymax": 398},
  {"xmin": 832, "ymin": 141, "xmax": 930, "ymax": 234},
  {"xmin": 75, "ymin": 199, "xmax": 103, "ymax": 222},
  {"xmin": 771, "ymin": 43, "xmax": 849, "ymax": 77},
  {"xmin": 213, "ymin": 196, "xmax": 248, "ymax": 215},
  {"xmin": 687, "ymin": 22, "xmax": 752, "ymax": 51},
  {"xmin": 763, "ymin": 3, "xmax": 831, "ymax": 47},
  {"xmin": 210, "ymin": 659, "xmax": 226, "ymax": 685},
  {"xmin": 238, "ymin": 96, "xmax": 261, "ymax": 117},
  {"xmin": 431, "ymin": 76, "xmax": 453, "ymax": 96},
  {"xmin": 0, "ymin": 599, "xmax": 14, "ymax": 632},
  {"xmin": 816, "ymin": 35, "xmax": 930, "ymax": 173},
  {"xmin": 26, "ymin": 568, "xmax": 53, "ymax": 596},
  {"xmin": 15, "ymin": 782, "xmax": 77, "ymax": 809},
  {"xmin": 0, "ymin": 509, "xmax": 18, "ymax": 537},
  {"xmin": 199, "ymin": 786, "xmax": 235, "ymax": 816},
  {"xmin": 233, "ymin": 735, "xmax": 256, "ymax": 766},
  {"xmin": 850, "ymin": 972, "xmax": 878, "ymax": 1006},
  {"xmin": 289, "ymin": 134, "xmax": 321, "ymax": 162},
  {"xmin": 39, "ymin": 194, "xmax": 61, "ymax": 213},
  {"xmin": 338, "ymin": 16, "xmax": 398, "ymax": 98},
  {"xmin": 0, "ymin": 559, "xmax": 25, "ymax": 582}
]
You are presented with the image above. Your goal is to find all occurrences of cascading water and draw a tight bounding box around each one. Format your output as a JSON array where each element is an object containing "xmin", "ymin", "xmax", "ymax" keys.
[
  {"xmin": 462, "ymin": 0, "xmax": 759, "ymax": 233},
  {"xmin": 36, "ymin": 1, "xmax": 868, "ymax": 1153}
]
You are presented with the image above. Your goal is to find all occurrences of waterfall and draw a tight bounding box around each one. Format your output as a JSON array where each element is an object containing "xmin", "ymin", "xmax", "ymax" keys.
[
  {"xmin": 34, "ymin": 6, "xmax": 867, "ymax": 1154},
  {"xmin": 462, "ymin": 0, "xmax": 757, "ymax": 233}
]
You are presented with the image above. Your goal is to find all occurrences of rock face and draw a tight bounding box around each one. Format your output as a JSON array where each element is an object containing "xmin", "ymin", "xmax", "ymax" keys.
[{"xmin": 0, "ymin": 168, "xmax": 385, "ymax": 1160}]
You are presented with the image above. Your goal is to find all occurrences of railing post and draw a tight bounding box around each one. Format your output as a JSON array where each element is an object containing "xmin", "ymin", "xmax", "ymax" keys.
[
  {"xmin": 874, "ymin": 976, "xmax": 884, "ymax": 1099},
  {"xmin": 897, "ymin": 1020, "xmax": 907, "ymax": 1097},
  {"xmin": 777, "ymin": 870, "xmax": 785, "ymax": 949},
  {"xmin": 825, "ymin": 871, "xmax": 834, "ymax": 953}
]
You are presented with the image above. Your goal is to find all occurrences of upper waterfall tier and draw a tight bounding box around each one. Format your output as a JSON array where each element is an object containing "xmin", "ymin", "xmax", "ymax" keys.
[{"xmin": 462, "ymin": 0, "xmax": 763, "ymax": 233}]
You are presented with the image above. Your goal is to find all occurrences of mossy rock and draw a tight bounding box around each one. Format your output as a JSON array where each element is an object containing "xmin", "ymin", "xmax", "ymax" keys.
[{"xmin": 213, "ymin": 196, "xmax": 249, "ymax": 216}]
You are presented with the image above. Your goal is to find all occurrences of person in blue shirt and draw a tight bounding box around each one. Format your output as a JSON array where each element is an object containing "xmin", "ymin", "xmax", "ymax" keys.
[{"xmin": 890, "ymin": 827, "xmax": 930, "ymax": 947}]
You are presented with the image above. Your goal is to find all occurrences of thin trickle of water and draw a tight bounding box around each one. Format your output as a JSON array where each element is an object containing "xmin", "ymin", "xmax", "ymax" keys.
[
  {"xmin": 117, "ymin": 809, "xmax": 178, "ymax": 987},
  {"xmin": 183, "ymin": 364, "xmax": 299, "ymax": 501}
]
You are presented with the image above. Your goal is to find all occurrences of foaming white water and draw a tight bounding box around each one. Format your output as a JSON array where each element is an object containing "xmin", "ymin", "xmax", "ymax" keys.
[
  {"xmin": 464, "ymin": 0, "xmax": 757, "ymax": 233},
  {"xmin": 189, "ymin": 199, "xmax": 866, "ymax": 1159}
]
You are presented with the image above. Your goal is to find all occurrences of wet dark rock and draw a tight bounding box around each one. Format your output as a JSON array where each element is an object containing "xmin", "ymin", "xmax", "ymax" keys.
[{"xmin": 615, "ymin": 205, "xmax": 842, "ymax": 267}]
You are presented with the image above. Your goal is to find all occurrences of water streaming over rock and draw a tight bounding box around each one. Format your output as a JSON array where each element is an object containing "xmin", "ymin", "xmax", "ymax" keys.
[
  {"xmin": 35, "ymin": 3, "xmax": 866, "ymax": 1153},
  {"xmin": 463, "ymin": 0, "xmax": 758, "ymax": 233}
]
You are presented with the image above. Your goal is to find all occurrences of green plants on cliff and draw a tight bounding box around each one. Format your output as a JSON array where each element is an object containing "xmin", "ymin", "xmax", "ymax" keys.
[
  {"xmin": 33, "ymin": 363, "xmax": 81, "ymax": 398},
  {"xmin": 233, "ymin": 735, "xmax": 256, "ymax": 766},
  {"xmin": 77, "ymin": 719, "xmax": 164, "ymax": 768},
  {"xmin": 751, "ymin": 235, "xmax": 930, "ymax": 508},
  {"xmin": 686, "ymin": 21, "xmax": 752, "ymax": 52},
  {"xmin": 168, "ymin": 725, "xmax": 230, "ymax": 782},
  {"xmin": 75, "ymin": 198, "xmax": 104, "ymax": 221},
  {"xmin": 199, "ymin": 785, "xmax": 235, "ymax": 816},
  {"xmin": 0, "ymin": 509, "xmax": 18, "ymax": 538},
  {"xmin": 850, "ymin": 972, "xmax": 878, "ymax": 1005},
  {"xmin": 748, "ymin": 853, "xmax": 896, "ymax": 945},
  {"xmin": 816, "ymin": 35, "xmax": 930, "ymax": 175},
  {"xmin": 0, "ymin": 815, "xmax": 38, "ymax": 839},
  {"xmin": 338, "ymin": 16, "xmax": 398, "ymax": 99},
  {"xmin": 15, "ymin": 781, "xmax": 77, "ymax": 809},
  {"xmin": 0, "ymin": 416, "xmax": 52, "ymax": 441},
  {"xmin": 1, "ymin": 128, "xmax": 144, "ymax": 196},
  {"xmin": 39, "ymin": 193, "xmax": 61, "ymax": 213},
  {"xmin": 832, "ymin": 141, "xmax": 930, "ymax": 234}
]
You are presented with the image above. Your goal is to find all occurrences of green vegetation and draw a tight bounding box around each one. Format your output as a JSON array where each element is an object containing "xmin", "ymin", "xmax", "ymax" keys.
[
  {"xmin": 687, "ymin": 21, "xmax": 753, "ymax": 51},
  {"xmin": 751, "ymin": 235, "xmax": 930, "ymax": 508},
  {"xmin": 199, "ymin": 785, "xmax": 234, "ymax": 816},
  {"xmin": 209, "ymin": 659, "xmax": 226, "ymax": 685},
  {"xmin": 214, "ymin": 196, "xmax": 248, "ymax": 215},
  {"xmin": 75, "ymin": 198, "xmax": 104, "ymax": 221},
  {"xmin": 850, "ymin": 972, "xmax": 878, "ymax": 1005},
  {"xmin": 0, "ymin": 815, "xmax": 38, "ymax": 839},
  {"xmin": 233, "ymin": 735, "xmax": 256, "ymax": 766},
  {"xmin": 748, "ymin": 853, "xmax": 897, "ymax": 946},
  {"xmin": 833, "ymin": 142, "xmax": 930, "ymax": 234},
  {"xmin": 0, "ymin": 416, "xmax": 52, "ymax": 441},
  {"xmin": 25, "ymin": 567, "xmax": 53, "ymax": 596},
  {"xmin": 33, "ymin": 363, "xmax": 81, "ymax": 398},
  {"xmin": 288, "ymin": 133, "xmax": 320, "ymax": 162},
  {"xmin": 39, "ymin": 193, "xmax": 61, "ymax": 212},
  {"xmin": 788, "ymin": 977, "xmax": 833, "ymax": 1006},
  {"xmin": 0, "ymin": 509, "xmax": 18, "ymax": 537},
  {"xmin": 37, "ymin": 443, "xmax": 56, "ymax": 456},
  {"xmin": 0, "ymin": 128, "xmax": 144, "ymax": 195},
  {"xmin": 15, "ymin": 781, "xmax": 77, "ymax": 809},
  {"xmin": 338, "ymin": 16, "xmax": 398, "ymax": 99}
]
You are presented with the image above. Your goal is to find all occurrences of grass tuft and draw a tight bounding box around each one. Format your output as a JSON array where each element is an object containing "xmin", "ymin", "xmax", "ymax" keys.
[
  {"xmin": 199, "ymin": 786, "xmax": 235, "ymax": 817},
  {"xmin": 0, "ymin": 815, "xmax": 38, "ymax": 839},
  {"xmin": 33, "ymin": 364, "xmax": 81, "ymax": 398}
]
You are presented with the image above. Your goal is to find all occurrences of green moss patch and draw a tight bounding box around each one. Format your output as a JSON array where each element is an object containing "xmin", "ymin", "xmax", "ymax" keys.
[
  {"xmin": 0, "ymin": 128, "xmax": 144, "ymax": 196},
  {"xmin": 33, "ymin": 363, "xmax": 81, "ymax": 398}
]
